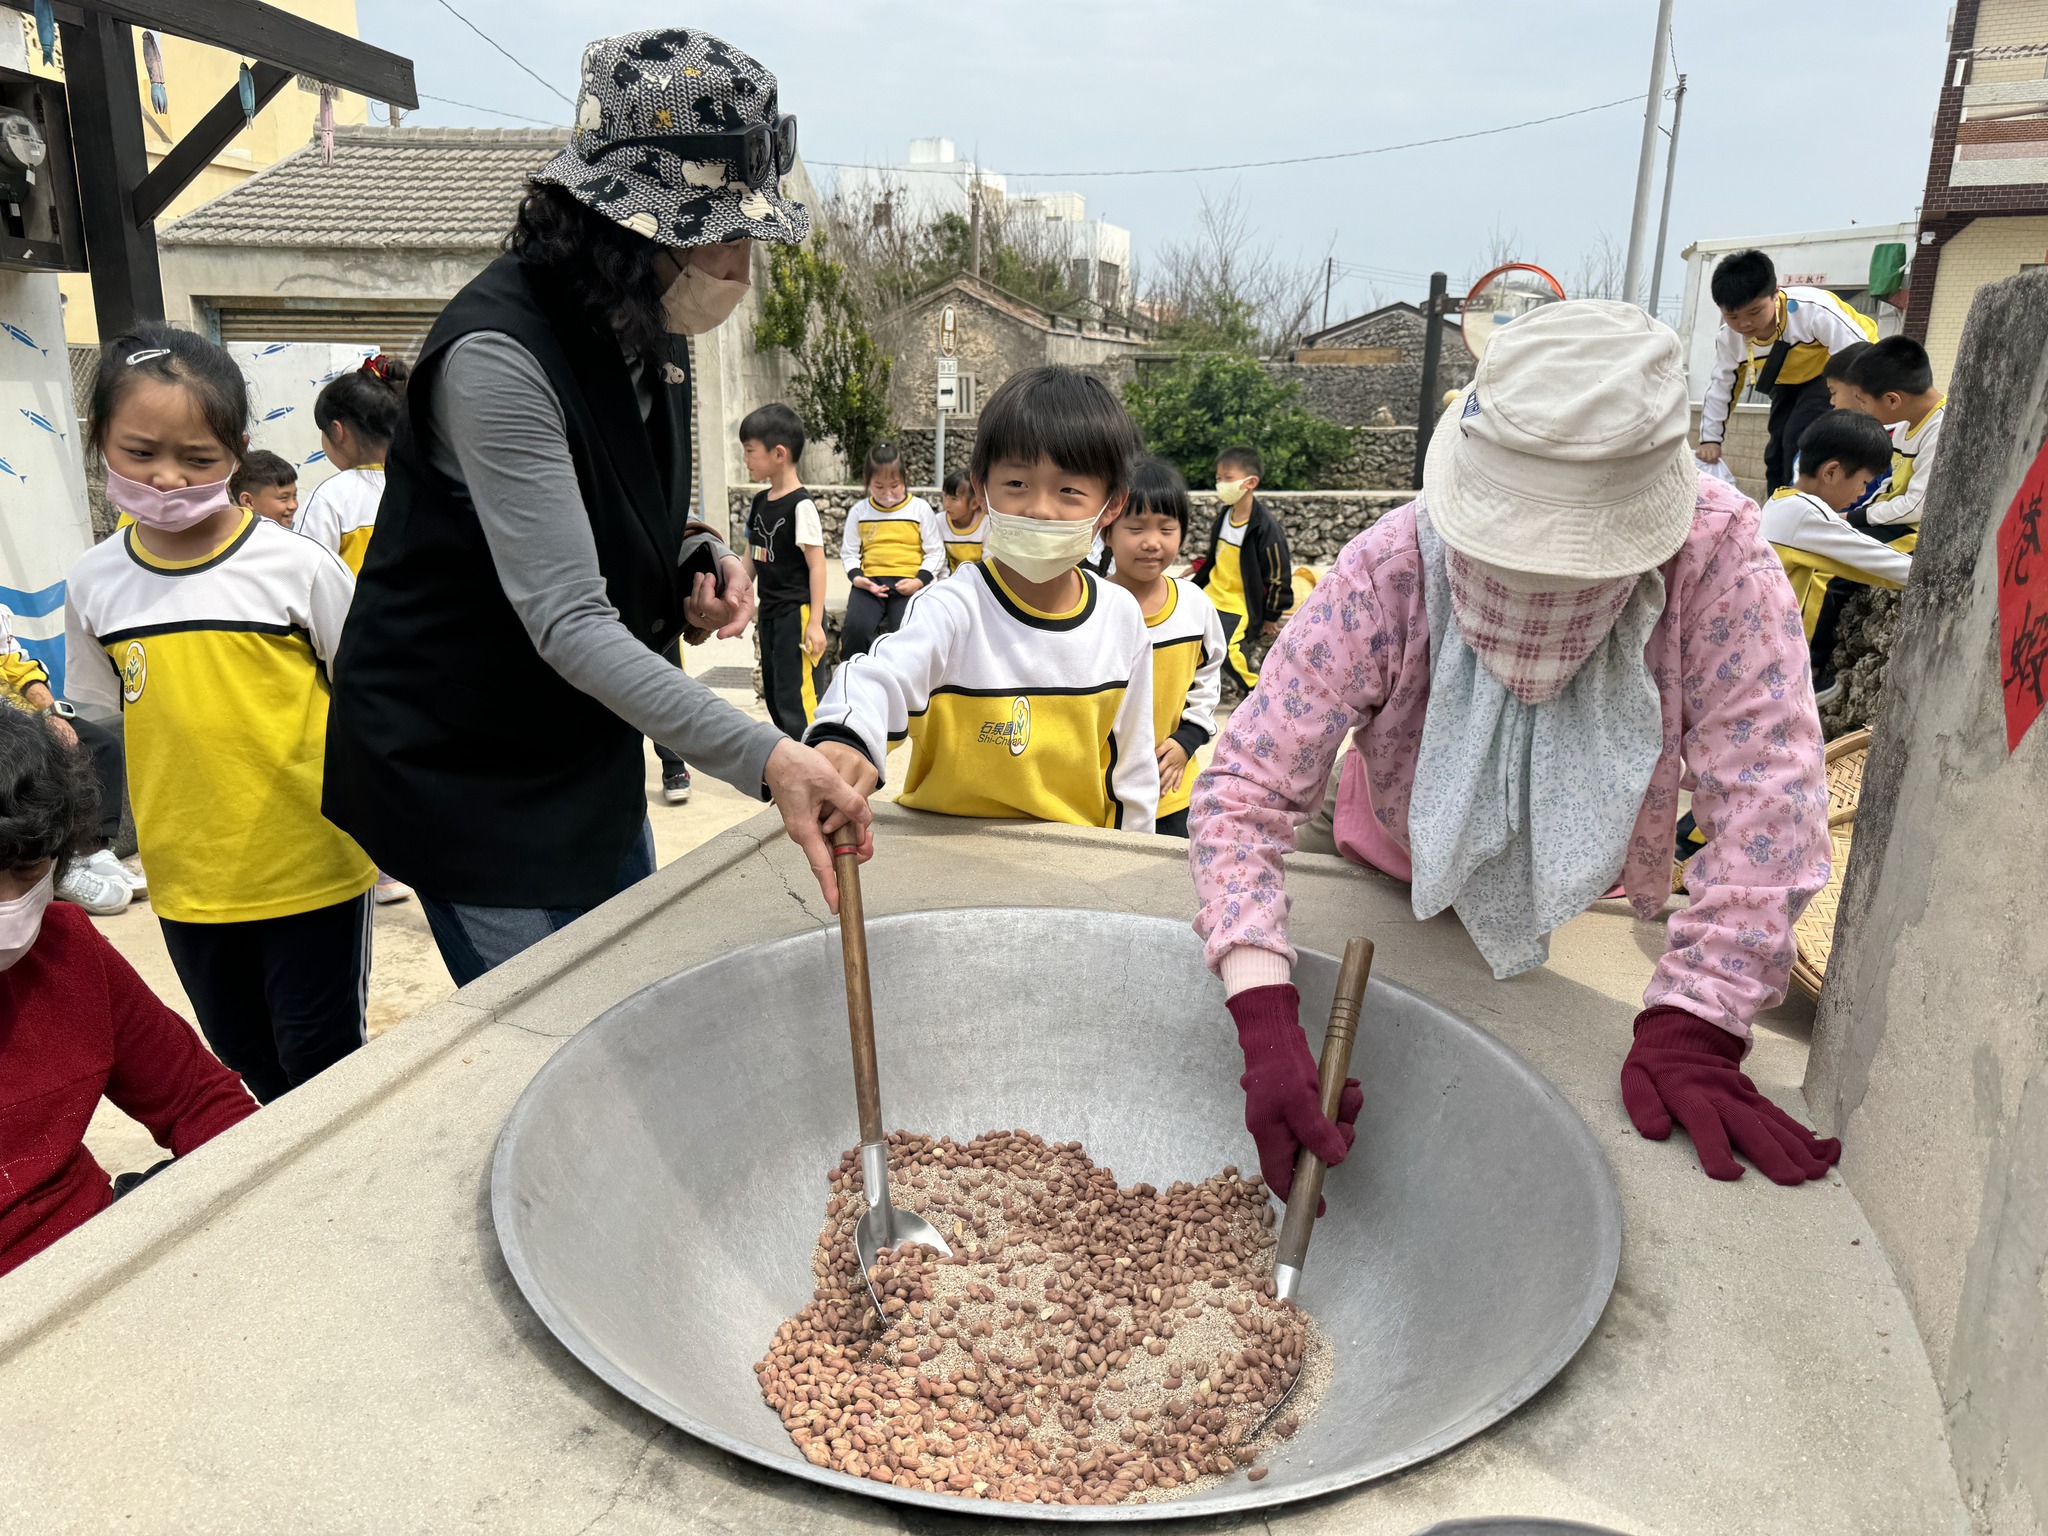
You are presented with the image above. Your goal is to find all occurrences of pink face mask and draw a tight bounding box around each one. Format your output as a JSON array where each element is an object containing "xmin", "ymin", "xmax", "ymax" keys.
[{"xmin": 104, "ymin": 467, "xmax": 234, "ymax": 532}]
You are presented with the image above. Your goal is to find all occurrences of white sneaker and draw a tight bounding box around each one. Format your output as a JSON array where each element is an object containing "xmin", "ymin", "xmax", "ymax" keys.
[
  {"xmin": 57, "ymin": 859, "xmax": 132, "ymax": 915},
  {"xmin": 87, "ymin": 848, "xmax": 145, "ymax": 897}
]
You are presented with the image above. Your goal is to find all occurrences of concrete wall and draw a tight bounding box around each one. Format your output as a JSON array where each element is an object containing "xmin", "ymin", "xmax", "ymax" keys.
[
  {"xmin": 1925, "ymin": 215, "xmax": 2048, "ymax": 391},
  {"xmin": 1689, "ymin": 400, "xmax": 1770, "ymax": 504},
  {"xmin": 1806, "ymin": 268, "xmax": 2048, "ymax": 1536}
]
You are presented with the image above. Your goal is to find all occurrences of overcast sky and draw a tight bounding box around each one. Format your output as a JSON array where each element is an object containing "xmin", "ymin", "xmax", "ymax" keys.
[{"xmin": 356, "ymin": 0, "xmax": 1949, "ymax": 319}]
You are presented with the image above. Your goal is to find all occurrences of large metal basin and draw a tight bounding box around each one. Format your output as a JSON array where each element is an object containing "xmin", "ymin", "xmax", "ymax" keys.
[{"xmin": 492, "ymin": 908, "xmax": 1622, "ymax": 1521}]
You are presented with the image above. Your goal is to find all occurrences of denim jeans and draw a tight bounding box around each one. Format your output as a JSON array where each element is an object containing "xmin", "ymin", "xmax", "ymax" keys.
[{"xmin": 419, "ymin": 819, "xmax": 657, "ymax": 988}]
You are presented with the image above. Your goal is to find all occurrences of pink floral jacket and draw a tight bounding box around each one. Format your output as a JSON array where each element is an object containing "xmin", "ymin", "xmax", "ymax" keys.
[{"xmin": 1189, "ymin": 477, "xmax": 1830, "ymax": 1038}]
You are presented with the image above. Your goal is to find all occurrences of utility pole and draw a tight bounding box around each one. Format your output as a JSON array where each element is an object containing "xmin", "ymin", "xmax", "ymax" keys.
[
  {"xmin": 1412, "ymin": 271, "xmax": 1449, "ymax": 491},
  {"xmin": 1321, "ymin": 254, "xmax": 1334, "ymax": 332},
  {"xmin": 1647, "ymin": 73, "xmax": 1686, "ymax": 318},
  {"xmin": 969, "ymin": 142, "xmax": 983, "ymax": 280},
  {"xmin": 1622, "ymin": 0, "xmax": 1675, "ymax": 307}
]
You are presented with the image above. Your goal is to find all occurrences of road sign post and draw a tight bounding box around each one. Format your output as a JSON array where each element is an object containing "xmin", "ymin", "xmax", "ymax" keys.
[{"xmin": 935, "ymin": 307, "xmax": 958, "ymax": 487}]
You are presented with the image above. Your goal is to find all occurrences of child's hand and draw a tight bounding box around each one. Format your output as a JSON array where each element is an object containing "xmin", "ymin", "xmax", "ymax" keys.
[
  {"xmin": 764, "ymin": 739, "xmax": 874, "ymax": 915},
  {"xmin": 1156, "ymin": 739, "xmax": 1189, "ymax": 795},
  {"xmin": 817, "ymin": 739, "xmax": 881, "ymax": 798},
  {"xmin": 894, "ymin": 577, "xmax": 924, "ymax": 596},
  {"xmin": 1697, "ymin": 442, "xmax": 1723, "ymax": 465},
  {"xmin": 855, "ymin": 576, "xmax": 886, "ymax": 596},
  {"xmin": 1261, "ymin": 620, "xmax": 1279, "ymax": 638},
  {"xmin": 804, "ymin": 619, "xmax": 828, "ymax": 659}
]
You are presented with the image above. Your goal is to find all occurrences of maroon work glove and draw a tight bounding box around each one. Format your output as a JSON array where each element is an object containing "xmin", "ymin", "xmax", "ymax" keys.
[
  {"xmin": 1227, "ymin": 984, "xmax": 1363, "ymax": 1208},
  {"xmin": 1621, "ymin": 1006, "xmax": 1841, "ymax": 1184}
]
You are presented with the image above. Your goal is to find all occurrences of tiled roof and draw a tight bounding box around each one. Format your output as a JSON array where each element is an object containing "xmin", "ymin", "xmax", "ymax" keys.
[{"xmin": 160, "ymin": 127, "xmax": 568, "ymax": 249}]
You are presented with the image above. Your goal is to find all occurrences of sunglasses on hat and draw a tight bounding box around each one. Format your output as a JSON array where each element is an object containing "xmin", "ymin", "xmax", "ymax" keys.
[{"xmin": 596, "ymin": 115, "xmax": 797, "ymax": 192}]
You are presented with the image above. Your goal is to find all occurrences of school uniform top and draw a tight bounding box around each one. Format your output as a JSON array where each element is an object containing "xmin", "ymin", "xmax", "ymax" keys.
[
  {"xmin": 1191, "ymin": 497, "xmax": 1291, "ymax": 634},
  {"xmin": 294, "ymin": 465, "xmax": 385, "ymax": 576},
  {"xmin": 748, "ymin": 485, "xmax": 823, "ymax": 610},
  {"xmin": 1143, "ymin": 577, "xmax": 1226, "ymax": 820},
  {"xmin": 1866, "ymin": 397, "xmax": 1946, "ymax": 528},
  {"xmin": 806, "ymin": 561, "xmax": 1160, "ymax": 832},
  {"xmin": 942, "ymin": 511, "xmax": 987, "ymax": 574},
  {"xmin": 840, "ymin": 493, "xmax": 944, "ymax": 583},
  {"xmin": 64, "ymin": 511, "xmax": 377, "ymax": 924},
  {"xmin": 1759, "ymin": 488, "xmax": 1914, "ymax": 587},
  {"xmin": 1699, "ymin": 287, "xmax": 1879, "ymax": 446}
]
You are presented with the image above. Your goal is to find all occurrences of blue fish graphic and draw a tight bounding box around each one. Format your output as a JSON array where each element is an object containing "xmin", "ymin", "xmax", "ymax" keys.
[
  {"xmin": 303, "ymin": 449, "xmax": 329, "ymax": 466},
  {"xmin": 19, "ymin": 408, "xmax": 64, "ymax": 440},
  {"xmin": 311, "ymin": 370, "xmax": 346, "ymax": 386},
  {"xmin": 254, "ymin": 342, "xmax": 290, "ymax": 357},
  {"xmin": 1, "ymin": 322, "xmax": 46, "ymax": 356},
  {"xmin": 262, "ymin": 405, "xmax": 295, "ymax": 421},
  {"xmin": 0, "ymin": 457, "xmax": 25, "ymax": 482}
]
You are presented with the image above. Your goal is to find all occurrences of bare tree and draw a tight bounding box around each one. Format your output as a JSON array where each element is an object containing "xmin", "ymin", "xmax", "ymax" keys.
[
  {"xmin": 1567, "ymin": 230, "xmax": 1628, "ymax": 301},
  {"xmin": 1141, "ymin": 187, "xmax": 1330, "ymax": 354}
]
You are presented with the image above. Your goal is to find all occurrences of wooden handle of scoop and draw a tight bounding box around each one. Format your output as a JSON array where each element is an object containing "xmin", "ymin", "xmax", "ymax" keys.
[
  {"xmin": 833, "ymin": 844, "xmax": 884, "ymax": 1147},
  {"xmin": 1273, "ymin": 937, "xmax": 1374, "ymax": 1278}
]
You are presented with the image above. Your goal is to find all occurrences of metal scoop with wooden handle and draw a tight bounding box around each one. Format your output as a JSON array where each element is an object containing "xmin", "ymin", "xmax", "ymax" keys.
[
  {"xmin": 1273, "ymin": 936, "xmax": 1374, "ymax": 1301},
  {"xmin": 833, "ymin": 843, "xmax": 950, "ymax": 1320},
  {"xmin": 1247, "ymin": 937, "xmax": 1374, "ymax": 1448}
]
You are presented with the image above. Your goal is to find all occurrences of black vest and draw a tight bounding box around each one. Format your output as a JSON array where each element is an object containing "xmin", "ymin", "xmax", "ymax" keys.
[{"xmin": 322, "ymin": 254, "xmax": 696, "ymax": 907}]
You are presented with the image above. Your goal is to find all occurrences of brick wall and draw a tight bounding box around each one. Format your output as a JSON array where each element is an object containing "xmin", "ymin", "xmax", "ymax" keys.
[{"xmin": 1689, "ymin": 401, "xmax": 1770, "ymax": 504}]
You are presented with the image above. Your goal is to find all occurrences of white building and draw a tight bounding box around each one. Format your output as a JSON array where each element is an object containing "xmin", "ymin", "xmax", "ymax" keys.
[
  {"xmin": 1674, "ymin": 223, "xmax": 1915, "ymax": 401},
  {"xmin": 833, "ymin": 139, "xmax": 1132, "ymax": 312}
]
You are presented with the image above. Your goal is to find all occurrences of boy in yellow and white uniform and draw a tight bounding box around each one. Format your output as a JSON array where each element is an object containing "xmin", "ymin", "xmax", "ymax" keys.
[
  {"xmin": 1697, "ymin": 249, "xmax": 1877, "ymax": 493},
  {"xmin": 807, "ymin": 367, "xmax": 1159, "ymax": 833},
  {"xmin": 1102, "ymin": 457, "xmax": 1224, "ymax": 838},
  {"xmin": 939, "ymin": 469, "xmax": 986, "ymax": 575},
  {"xmin": 1843, "ymin": 336, "xmax": 1945, "ymax": 538}
]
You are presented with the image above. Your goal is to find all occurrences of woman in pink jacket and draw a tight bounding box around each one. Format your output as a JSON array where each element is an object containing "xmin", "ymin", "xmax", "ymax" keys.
[{"xmin": 1191, "ymin": 301, "xmax": 1840, "ymax": 1191}]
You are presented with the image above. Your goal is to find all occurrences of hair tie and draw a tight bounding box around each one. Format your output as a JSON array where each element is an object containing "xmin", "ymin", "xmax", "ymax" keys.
[{"xmin": 362, "ymin": 353, "xmax": 393, "ymax": 381}]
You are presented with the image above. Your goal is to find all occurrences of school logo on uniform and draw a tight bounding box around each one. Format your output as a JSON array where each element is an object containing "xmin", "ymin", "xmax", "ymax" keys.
[
  {"xmin": 120, "ymin": 640, "xmax": 147, "ymax": 703},
  {"xmin": 976, "ymin": 696, "xmax": 1031, "ymax": 756}
]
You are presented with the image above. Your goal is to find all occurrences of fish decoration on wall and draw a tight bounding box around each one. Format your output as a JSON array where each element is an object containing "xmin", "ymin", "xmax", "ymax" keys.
[
  {"xmin": 19, "ymin": 408, "xmax": 64, "ymax": 442},
  {"xmin": 2, "ymin": 322, "xmax": 47, "ymax": 357}
]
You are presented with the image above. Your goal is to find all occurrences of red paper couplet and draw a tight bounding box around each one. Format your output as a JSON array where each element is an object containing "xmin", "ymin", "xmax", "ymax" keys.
[{"xmin": 1998, "ymin": 438, "xmax": 2048, "ymax": 751}]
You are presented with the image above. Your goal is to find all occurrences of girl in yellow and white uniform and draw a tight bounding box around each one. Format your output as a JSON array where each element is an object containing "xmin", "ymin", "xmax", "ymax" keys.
[
  {"xmin": 64, "ymin": 325, "xmax": 375, "ymax": 1106},
  {"xmin": 294, "ymin": 353, "xmax": 409, "ymax": 576},
  {"xmin": 1101, "ymin": 457, "xmax": 1225, "ymax": 838},
  {"xmin": 938, "ymin": 469, "xmax": 987, "ymax": 575},
  {"xmin": 839, "ymin": 443, "xmax": 946, "ymax": 658}
]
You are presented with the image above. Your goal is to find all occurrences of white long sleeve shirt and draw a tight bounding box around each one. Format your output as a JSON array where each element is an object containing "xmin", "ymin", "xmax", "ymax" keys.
[
  {"xmin": 1759, "ymin": 489, "xmax": 1913, "ymax": 586},
  {"xmin": 1699, "ymin": 287, "xmax": 1878, "ymax": 445},
  {"xmin": 1867, "ymin": 399, "xmax": 1945, "ymax": 528},
  {"xmin": 806, "ymin": 562, "xmax": 1160, "ymax": 832}
]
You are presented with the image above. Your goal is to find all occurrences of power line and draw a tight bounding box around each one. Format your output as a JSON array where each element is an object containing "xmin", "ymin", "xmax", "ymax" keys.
[
  {"xmin": 429, "ymin": 0, "xmax": 574, "ymax": 106},
  {"xmin": 810, "ymin": 94, "xmax": 1644, "ymax": 181},
  {"xmin": 417, "ymin": 92, "xmax": 559, "ymax": 126}
]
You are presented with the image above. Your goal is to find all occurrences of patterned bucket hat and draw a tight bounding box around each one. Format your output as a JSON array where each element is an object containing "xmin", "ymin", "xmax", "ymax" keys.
[{"xmin": 538, "ymin": 28, "xmax": 811, "ymax": 247}]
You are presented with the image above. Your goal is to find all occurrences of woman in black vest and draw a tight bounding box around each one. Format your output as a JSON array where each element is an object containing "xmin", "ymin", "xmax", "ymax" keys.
[{"xmin": 324, "ymin": 29, "xmax": 868, "ymax": 985}]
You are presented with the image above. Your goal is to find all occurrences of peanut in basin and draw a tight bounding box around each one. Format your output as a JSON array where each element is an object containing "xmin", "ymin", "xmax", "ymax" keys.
[{"xmin": 754, "ymin": 1128, "xmax": 1328, "ymax": 1507}]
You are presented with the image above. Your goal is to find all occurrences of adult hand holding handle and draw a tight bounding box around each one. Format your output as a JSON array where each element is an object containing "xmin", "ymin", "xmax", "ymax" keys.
[
  {"xmin": 764, "ymin": 739, "xmax": 872, "ymax": 914},
  {"xmin": 1227, "ymin": 983, "xmax": 1363, "ymax": 1208},
  {"xmin": 1621, "ymin": 1006, "xmax": 1841, "ymax": 1183},
  {"xmin": 684, "ymin": 555, "xmax": 757, "ymax": 641}
]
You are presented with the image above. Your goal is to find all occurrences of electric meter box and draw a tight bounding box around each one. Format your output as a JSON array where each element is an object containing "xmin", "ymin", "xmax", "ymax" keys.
[{"xmin": 0, "ymin": 65, "xmax": 87, "ymax": 274}]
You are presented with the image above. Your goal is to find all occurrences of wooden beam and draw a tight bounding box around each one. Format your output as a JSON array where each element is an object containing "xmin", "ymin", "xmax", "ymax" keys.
[
  {"xmin": 131, "ymin": 60, "xmax": 291, "ymax": 225},
  {"xmin": 13, "ymin": 0, "xmax": 418, "ymax": 107},
  {"xmin": 60, "ymin": 11, "xmax": 163, "ymax": 335}
]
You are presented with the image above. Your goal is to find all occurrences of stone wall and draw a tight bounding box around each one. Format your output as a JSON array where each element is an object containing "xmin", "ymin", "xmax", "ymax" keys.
[
  {"xmin": 1805, "ymin": 267, "xmax": 2048, "ymax": 1536},
  {"xmin": 726, "ymin": 485, "xmax": 1412, "ymax": 566},
  {"xmin": 1265, "ymin": 355, "xmax": 1475, "ymax": 429}
]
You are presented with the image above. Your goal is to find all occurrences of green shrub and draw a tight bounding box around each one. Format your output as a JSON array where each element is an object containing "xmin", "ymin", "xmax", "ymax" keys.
[{"xmin": 1123, "ymin": 351, "xmax": 1353, "ymax": 491}]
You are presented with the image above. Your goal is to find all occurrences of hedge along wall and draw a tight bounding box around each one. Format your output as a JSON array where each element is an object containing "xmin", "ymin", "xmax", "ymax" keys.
[{"xmin": 726, "ymin": 487, "xmax": 1416, "ymax": 567}]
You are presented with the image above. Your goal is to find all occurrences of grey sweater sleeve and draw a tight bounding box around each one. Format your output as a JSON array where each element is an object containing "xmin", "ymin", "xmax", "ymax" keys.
[{"xmin": 429, "ymin": 331, "xmax": 782, "ymax": 796}]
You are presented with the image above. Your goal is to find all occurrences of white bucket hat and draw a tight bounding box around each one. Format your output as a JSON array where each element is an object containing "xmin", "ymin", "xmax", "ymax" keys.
[{"xmin": 1423, "ymin": 298, "xmax": 1696, "ymax": 580}]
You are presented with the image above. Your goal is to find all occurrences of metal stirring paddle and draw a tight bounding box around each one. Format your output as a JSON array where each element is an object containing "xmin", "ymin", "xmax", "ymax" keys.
[
  {"xmin": 1251, "ymin": 936, "xmax": 1374, "ymax": 1440},
  {"xmin": 832, "ymin": 842, "xmax": 951, "ymax": 1321}
]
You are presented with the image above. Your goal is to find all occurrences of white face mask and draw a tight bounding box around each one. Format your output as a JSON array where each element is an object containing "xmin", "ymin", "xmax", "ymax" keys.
[
  {"xmin": 661, "ymin": 259, "xmax": 751, "ymax": 336},
  {"xmin": 0, "ymin": 866, "xmax": 55, "ymax": 972},
  {"xmin": 1215, "ymin": 477, "xmax": 1251, "ymax": 507},
  {"xmin": 984, "ymin": 507, "xmax": 1105, "ymax": 584}
]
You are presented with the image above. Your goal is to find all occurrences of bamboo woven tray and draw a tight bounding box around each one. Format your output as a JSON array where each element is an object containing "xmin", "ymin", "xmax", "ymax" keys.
[{"xmin": 1791, "ymin": 729, "xmax": 1871, "ymax": 999}]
